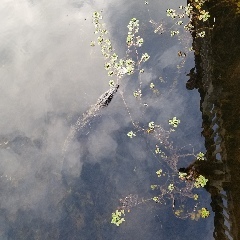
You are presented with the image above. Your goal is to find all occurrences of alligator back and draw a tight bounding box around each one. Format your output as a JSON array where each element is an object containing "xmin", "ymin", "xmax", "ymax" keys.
[{"xmin": 62, "ymin": 84, "xmax": 119, "ymax": 154}]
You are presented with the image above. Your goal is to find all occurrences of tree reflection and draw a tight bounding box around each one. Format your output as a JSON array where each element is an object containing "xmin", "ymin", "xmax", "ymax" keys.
[{"xmin": 185, "ymin": 0, "xmax": 240, "ymax": 239}]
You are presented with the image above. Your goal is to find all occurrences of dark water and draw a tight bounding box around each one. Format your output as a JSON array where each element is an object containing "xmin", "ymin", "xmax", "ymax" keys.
[{"xmin": 3, "ymin": 0, "xmax": 237, "ymax": 239}]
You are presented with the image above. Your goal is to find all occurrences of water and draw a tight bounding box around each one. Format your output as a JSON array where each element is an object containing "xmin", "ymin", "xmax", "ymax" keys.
[
  {"xmin": 3, "ymin": 0, "xmax": 236, "ymax": 239},
  {"xmin": 61, "ymin": 84, "xmax": 119, "ymax": 155}
]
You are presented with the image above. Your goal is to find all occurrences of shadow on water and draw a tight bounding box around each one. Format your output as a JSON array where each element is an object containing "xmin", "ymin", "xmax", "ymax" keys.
[{"xmin": 183, "ymin": 0, "xmax": 240, "ymax": 239}]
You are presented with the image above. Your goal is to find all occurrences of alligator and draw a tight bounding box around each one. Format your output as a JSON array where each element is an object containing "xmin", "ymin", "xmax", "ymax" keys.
[
  {"xmin": 96, "ymin": 84, "xmax": 119, "ymax": 109},
  {"xmin": 62, "ymin": 84, "xmax": 119, "ymax": 153}
]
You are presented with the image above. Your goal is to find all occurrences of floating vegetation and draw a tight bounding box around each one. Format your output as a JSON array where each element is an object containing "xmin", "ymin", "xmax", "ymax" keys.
[
  {"xmin": 111, "ymin": 210, "xmax": 125, "ymax": 226},
  {"xmin": 194, "ymin": 175, "xmax": 208, "ymax": 188},
  {"xmin": 87, "ymin": 3, "xmax": 212, "ymax": 226},
  {"xmin": 189, "ymin": 207, "xmax": 210, "ymax": 220},
  {"xmin": 119, "ymin": 194, "xmax": 140, "ymax": 211},
  {"xmin": 168, "ymin": 117, "xmax": 181, "ymax": 128},
  {"xmin": 196, "ymin": 152, "xmax": 205, "ymax": 161},
  {"xmin": 127, "ymin": 131, "xmax": 136, "ymax": 138},
  {"xmin": 166, "ymin": 0, "xmax": 211, "ymax": 39},
  {"xmin": 156, "ymin": 169, "xmax": 163, "ymax": 177}
]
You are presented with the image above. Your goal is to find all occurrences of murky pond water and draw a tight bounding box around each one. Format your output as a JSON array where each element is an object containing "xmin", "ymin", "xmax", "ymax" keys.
[{"xmin": 2, "ymin": 0, "xmax": 239, "ymax": 239}]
